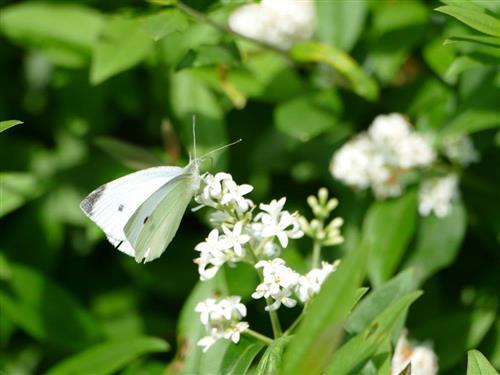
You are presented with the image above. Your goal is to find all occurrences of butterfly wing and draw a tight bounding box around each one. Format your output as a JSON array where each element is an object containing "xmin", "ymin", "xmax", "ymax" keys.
[
  {"xmin": 124, "ymin": 169, "xmax": 198, "ymax": 263},
  {"xmin": 80, "ymin": 166, "xmax": 184, "ymax": 256}
]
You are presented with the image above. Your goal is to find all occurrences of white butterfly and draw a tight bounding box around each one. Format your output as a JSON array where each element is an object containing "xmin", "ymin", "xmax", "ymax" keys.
[{"xmin": 80, "ymin": 125, "xmax": 240, "ymax": 263}]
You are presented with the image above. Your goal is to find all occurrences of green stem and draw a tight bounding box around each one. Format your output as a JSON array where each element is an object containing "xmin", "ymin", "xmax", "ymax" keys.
[
  {"xmin": 175, "ymin": 1, "xmax": 291, "ymax": 59},
  {"xmin": 245, "ymin": 329, "xmax": 274, "ymax": 345},
  {"xmin": 311, "ymin": 240, "xmax": 322, "ymax": 269}
]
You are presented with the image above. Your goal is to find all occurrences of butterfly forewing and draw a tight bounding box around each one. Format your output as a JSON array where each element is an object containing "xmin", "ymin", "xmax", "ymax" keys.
[
  {"xmin": 124, "ymin": 172, "xmax": 196, "ymax": 263},
  {"xmin": 80, "ymin": 166, "xmax": 184, "ymax": 256}
]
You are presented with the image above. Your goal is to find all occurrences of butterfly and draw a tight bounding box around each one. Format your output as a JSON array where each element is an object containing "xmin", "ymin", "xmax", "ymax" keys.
[{"xmin": 80, "ymin": 122, "xmax": 240, "ymax": 263}]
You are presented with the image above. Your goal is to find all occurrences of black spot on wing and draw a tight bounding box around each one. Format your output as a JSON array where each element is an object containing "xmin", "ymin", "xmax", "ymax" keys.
[
  {"xmin": 143, "ymin": 216, "xmax": 149, "ymax": 224},
  {"xmin": 118, "ymin": 204, "xmax": 124, "ymax": 212},
  {"xmin": 81, "ymin": 185, "xmax": 106, "ymax": 215}
]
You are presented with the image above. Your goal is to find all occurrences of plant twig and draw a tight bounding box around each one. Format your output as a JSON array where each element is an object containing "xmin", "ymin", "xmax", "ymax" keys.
[
  {"xmin": 311, "ymin": 240, "xmax": 322, "ymax": 269},
  {"xmin": 245, "ymin": 329, "xmax": 274, "ymax": 345}
]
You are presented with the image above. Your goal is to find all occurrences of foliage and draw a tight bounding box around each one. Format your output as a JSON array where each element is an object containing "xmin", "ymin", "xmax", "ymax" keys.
[{"xmin": 0, "ymin": 0, "xmax": 499, "ymax": 374}]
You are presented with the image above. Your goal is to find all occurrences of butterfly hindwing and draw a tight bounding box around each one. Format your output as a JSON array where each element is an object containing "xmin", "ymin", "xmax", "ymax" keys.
[
  {"xmin": 124, "ymin": 172, "xmax": 196, "ymax": 263},
  {"xmin": 80, "ymin": 166, "xmax": 184, "ymax": 256}
]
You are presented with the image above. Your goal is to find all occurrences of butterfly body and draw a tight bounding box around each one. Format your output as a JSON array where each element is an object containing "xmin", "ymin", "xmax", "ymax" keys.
[{"xmin": 80, "ymin": 159, "xmax": 201, "ymax": 263}]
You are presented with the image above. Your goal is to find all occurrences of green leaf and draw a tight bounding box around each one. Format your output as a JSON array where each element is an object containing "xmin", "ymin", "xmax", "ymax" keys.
[
  {"xmin": 257, "ymin": 336, "xmax": 291, "ymax": 375},
  {"xmin": 467, "ymin": 350, "xmax": 498, "ymax": 375},
  {"xmin": 436, "ymin": 5, "xmax": 500, "ymax": 37},
  {"xmin": 283, "ymin": 242, "xmax": 370, "ymax": 374},
  {"xmin": 0, "ymin": 263, "xmax": 100, "ymax": 349},
  {"xmin": 346, "ymin": 269, "xmax": 418, "ymax": 335},
  {"xmin": 441, "ymin": 109, "xmax": 500, "ymax": 135},
  {"xmin": 274, "ymin": 90, "xmax": 342, "ymax": 142},
  {"xmin": 315, "ymin": 0, "xmax": 367, "ymax": 51},
  {"xmin": 142, "ymin": 9, "xmax": 189, "ymax": 41},
  {"xmin": 91, "ymin": 17, "xmax": 153, "ymax": 84},
  {"xmin": 290, "ymin": 42, "xmax": 378, "ymax": 101},
  {"xmin": 0, "ymin": 120, "xmax": 23, "ymax": 133},
  {"xmin": 0, "ymin": 173, "xmax": 43, "ymax": 218},
  {"xmin": 46, "ymin": 336, "xmax": 169, "ymax": 375},
  {"xmin": 445, "ymin": 34, "xmax": 500, "ymax": 48},
  {"xmin": 364, "ymin": 191, "xmax": 417, "ymax": 286},
  {"xmin": 94, "ymin": 137, "xmax": 165, "ymax": 170},
  {"xmin": 404, "ymin": 202, "xmax": 466, "ymax": 283},
  {"xmin": 327, "ymin": 291, "xmax": 422, "ymax": 374},
  {"xmin": 220, "ymin": 336, "xmax": 264, "ymax": 375},
  {"xmin": 0, "ymin": 3, "xmax": 103, "ymax": 67},
  {"xmin": 445, "ymin": 55, "xmax": 488, "ymax": 82}
]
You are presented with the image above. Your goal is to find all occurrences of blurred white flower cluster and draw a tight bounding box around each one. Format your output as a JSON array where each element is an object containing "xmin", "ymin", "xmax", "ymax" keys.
[
  {"xmin": 330, "ymin": 113, "xmax": 435, "ymax": 199},
  {"xmin": 195, "ymin": 296, "xmax": 249, "ymax": 352},
  {"xmin": 228, "ymin": 0, "xmax": 315, "ymax": 49},
  {"xmin": 418, "ymin": 174, "xmax": 459, "ymax": 218},
  {"xmin": 391, "ymin": 330, "xmax": 438, "ymax": 375},
  {"xmin": 194, "ymin": 177, "xmax": 344, "ymax": 351},
  {"xmin": 330, "ymin": 113, "xmax": 479, "ymax": 218}
]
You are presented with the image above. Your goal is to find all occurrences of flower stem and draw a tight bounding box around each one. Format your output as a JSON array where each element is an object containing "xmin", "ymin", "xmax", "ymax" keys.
[
  {"xmin": 245, "ymin": 329, "xmax": 274, "ymax": 345},
  {"xmin": 175, "ymin": 1, "xmax": 291, "ymax": 59},
  {"xmin": 247, "ymin": 240, "xmax": 283, "ymax": 338},
  {"xmin": 311, "ymin": 240, "xmax": 322, "ymax": 269}
]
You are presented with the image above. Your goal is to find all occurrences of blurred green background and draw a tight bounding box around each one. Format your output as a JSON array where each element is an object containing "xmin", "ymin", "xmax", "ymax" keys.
[{"xmin": 1, "ymin": 0, "xmax": 499, "ymax": 373}]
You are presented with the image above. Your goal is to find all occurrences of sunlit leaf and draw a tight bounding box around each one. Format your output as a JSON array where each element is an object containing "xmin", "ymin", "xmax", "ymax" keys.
[
  {"xmin": 445, "ymin": 34, "xmax": 500, "ymax": 48},
  {"xmin": 46, "ymin": 337, "xmax": 169, "ymax": 375},
  {"xmin": 219, "ymin": 336, "xmax": 264, "ymax": 375},
  {"xmin": 283, "ymin": 242, "xmax": 370, "ymax": 374},
  {"xmin": 0, "ymin": 173, "xmax": 43, "ymax": 218},
  {"xmin": 436, "ymin": 5, "xmax": 500, "ymax": 37},
  {"xmin": 91, "ymin": 17, "xmax": 153, "ymax": 84},
  {"xmin": 0, "ymin": 120, "xmax": 23, "ymax": 133},
  {"xmin": 257, "ymin": 336, "xmax": 291, "ymax": 375},
  {"xmin": 142, "ymin": 9, "xmax": 189, "ymax": 41},
  {"xmin": 290, "ymin": 41, "xmax": 379, "ymax": 101},
  {"xmin": 466, "ymin": 350, "xmax": 498, "ymax": 375}
]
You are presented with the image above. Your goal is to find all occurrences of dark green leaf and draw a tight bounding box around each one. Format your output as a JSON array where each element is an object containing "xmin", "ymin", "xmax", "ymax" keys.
[
  {"xmin": 346, "ymin": 269, "xmax": 418, "ymax": 334},
  {"xmin": 257, "ymin": 336, "xmax": 291, "ymax": 375},
  {"xmin": 0, "ymin": 263, "xmax": 100, "ymax": 349},
  {"xmin": 436, "ymin": 5, "xmax": 500, "ymax": 37},
  {"xmin": 364, "ymin": 191, "xmax": 417, "ymax": 286},
  {"xmin": 467, "ymin": 350, "xmax": 498, "ymax": 375},
  {"xmin": 441, "ymin": 109, "xmax": 500, "ymax": 135},
  {"xmin": 91, "ymin": 17, "xmax": 153, "ymax": 84},
  {"xmin": 46, "ymin": 337, "xmax": 169, "ymax": 375},
  {"xmin": 274, "ymin": 90, "xmax": 342, "ymax": 142},
  {"xmin": 404, "ymin": 202, "xmax": 466, "ymax": 284},
  {"xmin": 220, "ymin": 336, "xmax": 264, "ymax": 375},
  {"xmin": 327, "ymin": 291, "xmax": 422, "ymax": 374},
  {"xmin": 142, "ymin": 9, "xmax": 189, "ymax": 41},
  {"xmin": 283, "ymin": 242, "xmax": 370, "ymax": 374},
  {"xmin": 290, "ymin": 41, "xmax": 379, "ymax": 101},
  {"xmin": 445, "ymin": 34, "xmax": 500, "ymax": 48},
  {"xmin": 94, "ymin": 137, "xmax": 165, "ymax": 170},
  {"xmin": 315, "ymin": 0, "xmax": 367, "ymax": 51},
  {"xmin": 0, "ymin": 120, "xmax": 23, "ymax": 133}
]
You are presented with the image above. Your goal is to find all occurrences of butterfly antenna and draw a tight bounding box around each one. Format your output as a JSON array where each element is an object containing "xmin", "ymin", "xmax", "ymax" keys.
[
  {"xmin": 200, "ymin": 139, "xmax": 242, "ymax": 160},
  {"xmin": 192, "ymin": 114, "xmax": 197, "ymax": 160}
]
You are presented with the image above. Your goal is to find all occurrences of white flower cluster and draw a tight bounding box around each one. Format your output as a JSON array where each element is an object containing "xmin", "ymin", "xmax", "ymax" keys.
[
  {"xmin": 194, "ymin": 173, "xmax": 303, "ymax": 281},
  {"xmin": 252, "ymin": 258, "xmax": 339, "ymax": 310},
  {"xmin": 228, "ymin": 0, "xmax": 315, "ymax": 49},
  {"xmin": 331, "ymin": 113, "xmax": 435, "ymax": 199},
  {"xmin": 195, "ymin": 296, "xmax": 249, "ymax": 352},
  {"xmin": 391, "ymin": 330, "xmax": 438, "ymax": 375},
  {"xmin": 443, "ymin": 134, "xmax": 479, "ymax": 166},
  {"xmin": 418, "ymin": 174, "xmax": 459, "ymax": 218}
]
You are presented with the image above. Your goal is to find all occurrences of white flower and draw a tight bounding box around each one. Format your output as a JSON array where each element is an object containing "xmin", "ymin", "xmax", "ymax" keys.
[
  {"xmin": 196, "ymin": 296, "xmax": 249, "ymax": 352},
  {"xmin": 252, "ymin": 258, "xmax": 299, "ymax": 311},
  {"xmin": 391, "ymin": 330, "xmax": 438, "ymax": 375},
  {"xmin": 296, "ymin": 261, "xmax": 339, "ymax": 303},
  {"xmin": 194, "ymin": 229, "xmax": 230, "ymax": 281},
  {"xmin": 228, "ymin": 0, "xmax": 315, "ymax": 50},
  {"xmin": 418, "ymin": 175, "xmax": 459, "ymax": 218},
  {"xmin": 220, "ymin": 179, "xmax": 254, "ymax": 212},
  {"xmin": 443, "ymin": 134, "xmax": 479, "ymax": 166},
  {"xmin": 221, "ymin": 222, "xmax": 250, "ymax": 257},
  {"xmin": 256, "ymin": 198, "xmax": 304, "ymax": 247},
  {"xmin": 331, "ymin": 113, "xmax": 436, "ymax": 199}
]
